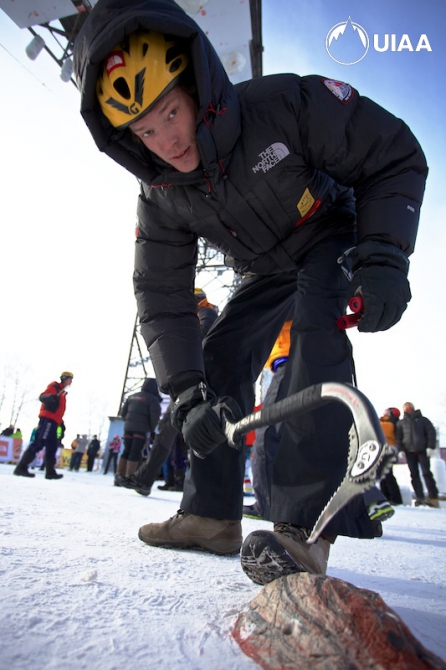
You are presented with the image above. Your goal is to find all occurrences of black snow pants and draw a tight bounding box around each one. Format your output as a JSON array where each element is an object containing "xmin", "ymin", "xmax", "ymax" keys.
[{"xmin": 180, "ymin": 233, "xmax": 378, "ymax": 538}]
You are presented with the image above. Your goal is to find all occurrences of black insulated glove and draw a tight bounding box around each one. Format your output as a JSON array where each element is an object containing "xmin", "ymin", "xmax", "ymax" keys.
[
  {"xmin": 39, "ymin": 394, "xmax": 60, "ymax": 413},
  {"xmin": 171, "ymin": 383, "xmax": 243, "ymax": 459},
  {"xmin": 348, "ymin": 241, "xmax": 411, "ymax": 332}
]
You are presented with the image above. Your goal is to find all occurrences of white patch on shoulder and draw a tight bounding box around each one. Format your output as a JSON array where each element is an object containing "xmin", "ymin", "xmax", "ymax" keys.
[{"xmin": 322, "ymin": 79, "xmax": 354, "ymax": 105}]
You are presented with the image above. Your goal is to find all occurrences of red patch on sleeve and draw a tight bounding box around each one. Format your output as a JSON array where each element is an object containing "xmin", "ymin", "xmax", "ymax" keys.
[{"xmin": 322, "ymin": 78, "xmax": 354, "ymax": 105}]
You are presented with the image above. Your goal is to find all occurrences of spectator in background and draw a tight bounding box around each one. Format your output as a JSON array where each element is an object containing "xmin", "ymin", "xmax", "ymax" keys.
[
  {"xmin": 39, "ymin": 423, "xmax": 65, "ymax": 472},
  {"xmin": 122, "ymin": 290, "xmax": 218, "ymax": 496},
  {"xmin": 38, "ymin": 425, "xmax": 65, "ymax": 471},
  {"xmin": 396, "ymin": 403, "xmax": 439, "ymax": 508},
  {"xmin": 157, "ymin": 433, "xmax": 189, "ymax": 492},
  {"xmin": 104, "ymin": 435, "xmax": 121, "ymax": 475},
  {"xmin": 244, "ymin": 320, "xmax": 394, "ymax": 529},
  {"xmin": 87, "ymin": 435, "xmax": 101, "ymax": 472},
  {"xmin": 69, "ymin": 434, "xmax": 89, "ymax": 472},
  {"xmin": 14, "ymin": 372, "xmax": 73, "ymax": 480},
  {"xmin": 71, "ymin": 434, "xmax": 80, "ymax": 450},
  {"xmin": 1, "ymin": 425, "xmax": 15, "ymax": 436},
  {"xmin": 193, "ymin": 288, "xmax": 219, "ymax": 337},
  {"xmin": 379, "ymin": 408, "xmax": 403, "ymax": 506},
  {"xmin": 242, "ymin": 318, "xmax": 293, "ymax": 521},
  {"xmin": 115, "ymin": 378, "xmax": 161, "ymax": 486}
]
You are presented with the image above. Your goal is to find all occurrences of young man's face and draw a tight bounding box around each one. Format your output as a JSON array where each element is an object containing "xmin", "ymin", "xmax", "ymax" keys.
[{"xmin": 130, "ymin": 87, "xmax": 200, "ymax": 173}]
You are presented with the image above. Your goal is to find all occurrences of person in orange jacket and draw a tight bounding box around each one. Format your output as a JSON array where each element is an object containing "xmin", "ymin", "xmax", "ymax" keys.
[
  {"xmin": 121, "ymin": 290, "xmax": 218, "ymax": 496},
  {"xmin": 379, "ymin": 408, "xmax": 403, "ymax": 505},
  {"xmin": 14, "ymin": 372, "xmax": 74, "ymax": 480},
  {"xmin": 244, "ymin": 322, "xmax": 394, "ymax": 528},
  {"xmin": 243, "ymin": 319, "xmax": 292, "ymax": 519}
]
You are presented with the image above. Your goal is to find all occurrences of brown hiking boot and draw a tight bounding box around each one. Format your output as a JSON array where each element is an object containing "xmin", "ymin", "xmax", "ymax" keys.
[
  {"xmin": 241, "ymin": 522, "xmax": 331, "ymax": 585},
  {"xmin": 138, "ymin": 509, "xmax": 242, "ymax": 555},
  {"xmin": 425, "ymin": 498, "xmax": 440, "ymax": 508}
]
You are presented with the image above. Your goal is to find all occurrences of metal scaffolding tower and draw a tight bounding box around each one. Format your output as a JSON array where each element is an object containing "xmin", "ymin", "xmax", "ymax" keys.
[
  {"xmin": 117, "ymin": 239, "xmax": 240, "ymax": 413},
  {"xmin": 0, "ymin": 0, "xmax": 263, "ymax": 414}
]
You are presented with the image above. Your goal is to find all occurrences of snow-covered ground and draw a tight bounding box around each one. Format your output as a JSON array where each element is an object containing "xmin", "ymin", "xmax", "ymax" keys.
[{"xmin": 1, "ymin": 463, "xmax": 445, "ymax": 669}]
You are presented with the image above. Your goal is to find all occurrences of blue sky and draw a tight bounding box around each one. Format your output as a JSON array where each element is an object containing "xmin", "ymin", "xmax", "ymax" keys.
[
  {"xmin": 261, "ymin": 0, "xmax": 446, "ymax": 434},
  {"xmin": 0, "ymin": 1, "xmax": 445, "ymax": 442},
  {"xmin": 262, "ymin": 0, "xmax": 444, "ymax": 180}
]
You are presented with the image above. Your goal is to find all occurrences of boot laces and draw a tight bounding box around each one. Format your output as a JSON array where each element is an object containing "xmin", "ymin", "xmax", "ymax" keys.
[{"xmin": 171, "ymin": 509, "xmax": 186, "ymax": 521}]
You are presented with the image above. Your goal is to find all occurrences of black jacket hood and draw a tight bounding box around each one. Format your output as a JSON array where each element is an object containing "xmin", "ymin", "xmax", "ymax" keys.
[
  {"xmin": 142, "ymin": 377, "xmax": 161, "ymax": 399},
  {"xmin": 74, "ymin": 0, "xmax": 240, "ymax": 184}
]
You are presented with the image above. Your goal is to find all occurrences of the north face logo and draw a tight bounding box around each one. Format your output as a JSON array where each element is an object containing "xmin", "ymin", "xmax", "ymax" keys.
[{"xmin": 252, "ymin": 142, "xmax": 290, "ymax": 173}]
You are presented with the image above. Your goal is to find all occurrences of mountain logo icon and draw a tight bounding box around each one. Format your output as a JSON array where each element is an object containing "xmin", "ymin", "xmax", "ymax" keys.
[{"xmin": 326, "ymin": 17, "xmax": 369, "ymax": 65}]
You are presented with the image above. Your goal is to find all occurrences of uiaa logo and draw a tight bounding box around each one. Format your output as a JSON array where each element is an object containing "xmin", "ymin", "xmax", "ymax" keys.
[
  {"xmin": 326, "ymin": 17, "xmax": 369, "ymax": 65},
  {"xmin": 326, "ymin": 16, "xmax": 432, "ymax": 66}
]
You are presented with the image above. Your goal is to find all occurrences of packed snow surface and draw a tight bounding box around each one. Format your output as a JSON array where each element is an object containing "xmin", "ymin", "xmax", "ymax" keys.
[{"xmin": 1, "ymin": 464, "xmax": 445, "ymax": 669}]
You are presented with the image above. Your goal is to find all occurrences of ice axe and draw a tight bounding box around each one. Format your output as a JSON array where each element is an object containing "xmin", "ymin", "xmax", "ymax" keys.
[{"xmin": 222, "ymin": 381, "xmax": 396, "ymax": 544}]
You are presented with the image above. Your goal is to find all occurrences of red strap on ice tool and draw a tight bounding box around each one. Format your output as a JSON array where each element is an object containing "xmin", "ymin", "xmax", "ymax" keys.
[{"xmin": 337, "ymin": 296, "xmax": 364, "ymax": 330}]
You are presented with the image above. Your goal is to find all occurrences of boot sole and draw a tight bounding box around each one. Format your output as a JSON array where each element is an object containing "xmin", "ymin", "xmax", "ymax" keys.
[
  {"xmin": 138, "ymin": 529, "xmax": 240, "ymax": 556},
  {"xmin": 13, "ymin": 471, "xmax": 35, "ymax": 478},
  {"xmin": 241, "ymin": 531, "xmax": 317, "ymax": 585}
]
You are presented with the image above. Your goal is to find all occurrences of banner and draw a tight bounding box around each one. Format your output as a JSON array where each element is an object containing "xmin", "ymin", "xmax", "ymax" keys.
[{"xmin": 0, "ymin": 437, "xmax": 22, "ymax": 463}]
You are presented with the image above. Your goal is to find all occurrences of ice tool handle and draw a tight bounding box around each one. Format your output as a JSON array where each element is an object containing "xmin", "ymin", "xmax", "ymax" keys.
[
  {"xmin": 337, "ymin": 296, "xmax": 364, "ymax": 330},
  {"xmin": 222, "ymin": 382, "xmax": 397, "ymax": 544},
  {"xmin": 223, "ymin": 381, "xmax": 378, "ymax": 448}
]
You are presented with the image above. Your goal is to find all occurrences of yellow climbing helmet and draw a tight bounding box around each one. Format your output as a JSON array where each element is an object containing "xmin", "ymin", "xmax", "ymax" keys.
[
  {"xmin": 194, "ymin": 287, "xmax": 206, "ymax": 301},
  {"xmin": 96, "ymin": 30, "xmax": 189, "ymax": 129}
]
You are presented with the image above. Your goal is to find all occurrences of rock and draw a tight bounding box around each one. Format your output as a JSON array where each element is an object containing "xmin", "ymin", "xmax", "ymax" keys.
[{"xmin": 232, "ymin": 573, "xmax": 446, "ymax": 669}]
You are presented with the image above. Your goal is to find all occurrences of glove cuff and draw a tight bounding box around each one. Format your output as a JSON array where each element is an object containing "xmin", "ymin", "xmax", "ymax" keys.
[
  {"xmin": 171, "ymin": 382, "xmax": 213, "ymax": 432},
  {"xmin": 352, "ymin": 241, "xmax": 409, "ymax": 275}
]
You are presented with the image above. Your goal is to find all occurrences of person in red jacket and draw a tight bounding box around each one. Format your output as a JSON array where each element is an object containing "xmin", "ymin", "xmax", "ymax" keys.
[{"xmin": 14, "ymin": 372, "xmax": 74, "ymax": 480}]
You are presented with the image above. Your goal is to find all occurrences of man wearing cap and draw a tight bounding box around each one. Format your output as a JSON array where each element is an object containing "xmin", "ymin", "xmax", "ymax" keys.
[
  {"xmin": 396, "ymin": 402, "xmax": 439, "ymax": 507},
  {"xmin": 14, "ymin": 372, "xmax": 74, "ymax": 480}
]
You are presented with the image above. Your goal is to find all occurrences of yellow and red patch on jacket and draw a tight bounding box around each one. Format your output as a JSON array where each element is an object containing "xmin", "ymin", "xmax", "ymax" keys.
[
  {"xmin": 297, "ymin": 188, "xmax": 315, "ymax": 218},
  {"xmin": 296, "ymin": 188, "xmax": 321, "ymax": 226}
]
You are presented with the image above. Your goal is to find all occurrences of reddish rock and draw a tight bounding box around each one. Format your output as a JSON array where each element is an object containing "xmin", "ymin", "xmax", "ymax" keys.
[{"xmin": 232, "ymin": 573, "xmax": 446, "ymax": 670}]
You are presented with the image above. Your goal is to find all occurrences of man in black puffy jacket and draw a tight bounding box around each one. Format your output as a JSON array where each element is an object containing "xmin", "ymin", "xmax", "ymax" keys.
[
  {"xmin": 115, "ymin": 378, "xmax": 161, "ymax": 485},
  {"xmin": 74, "ymin": 0, "xmax": 428, "ymax": 583},
  {"xmin": 396, "ymin": 403, "xmax": 439, "ymax": 507}
]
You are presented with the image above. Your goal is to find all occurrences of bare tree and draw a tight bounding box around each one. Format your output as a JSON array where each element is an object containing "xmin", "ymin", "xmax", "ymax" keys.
[
  {"xmin": 0, "ymin": 369, "xmax": 6, "ymax": 418},
  {"xmin": 0, "ymin": 361, "xmax": 34, "ymax": 431}
]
